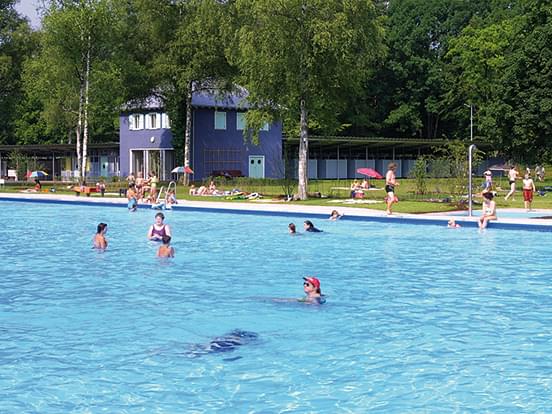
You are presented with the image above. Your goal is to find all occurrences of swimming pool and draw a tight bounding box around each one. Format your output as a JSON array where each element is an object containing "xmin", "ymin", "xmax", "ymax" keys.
[
  {"xmin": 449, "ymin": 208, "xmax": 552, "ymax": 219},
  {"xmin": 1, "ymin": 200, "xmax": 551, "ymax": 412}
]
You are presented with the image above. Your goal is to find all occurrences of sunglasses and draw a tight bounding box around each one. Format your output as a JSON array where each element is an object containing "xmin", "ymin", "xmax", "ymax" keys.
[{"xmin": 303, "ymin": 282, "xmax": 313, "ymax": 287}]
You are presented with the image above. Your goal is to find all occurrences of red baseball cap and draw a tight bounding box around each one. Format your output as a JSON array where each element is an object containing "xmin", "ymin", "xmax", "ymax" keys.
[{"xmin": 303, "ymin": 276, "xmax": 320, "ymax": 289}]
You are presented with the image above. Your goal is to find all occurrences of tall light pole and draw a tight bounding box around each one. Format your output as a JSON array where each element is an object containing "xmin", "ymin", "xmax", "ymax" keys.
[{"xmin": 464, "ymin": 103, "xmax": 473, "ymax": 141}]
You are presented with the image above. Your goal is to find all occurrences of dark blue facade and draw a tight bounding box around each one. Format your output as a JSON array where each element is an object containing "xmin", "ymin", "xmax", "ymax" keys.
[{"xmin": 119, "ymin": 93, "xmax": 283, "ymax": 181}]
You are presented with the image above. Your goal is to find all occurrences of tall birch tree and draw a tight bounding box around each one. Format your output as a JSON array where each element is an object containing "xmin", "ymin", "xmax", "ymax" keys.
[{"xmin": 233, "ymin": 0, "xmax": 384, "ymax": 199}]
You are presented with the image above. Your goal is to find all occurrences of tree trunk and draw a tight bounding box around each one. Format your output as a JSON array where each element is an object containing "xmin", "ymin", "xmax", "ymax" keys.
[
  {"xmin": 81, "ymin": 34, "xmax": 91, "ymax": 182},
  {"xmin": 76, "ymin": 81, "xmax": 83, "ymax": 182},
  {"xmin": 297, "ymin": 98, "xmax": 309, "ymax": 200},
  {"xmin": 183, "ymin": 81, "xmax": 193, "ymax": 186}
]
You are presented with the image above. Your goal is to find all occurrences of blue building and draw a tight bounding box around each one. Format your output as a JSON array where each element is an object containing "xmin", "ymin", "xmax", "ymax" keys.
[{"xmin": 119, "ymin": 91, "xmax": 283, "ymax": 181}]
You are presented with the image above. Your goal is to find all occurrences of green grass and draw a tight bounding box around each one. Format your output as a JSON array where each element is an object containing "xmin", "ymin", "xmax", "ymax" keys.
[{"xmin": 3, "ymin": 177, "xmax": 552, "ymax": 214}]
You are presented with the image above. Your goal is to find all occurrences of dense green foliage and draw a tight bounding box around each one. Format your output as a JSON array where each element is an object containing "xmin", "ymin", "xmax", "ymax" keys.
[{"xmin": 1, "ymin": 0, "xmax": 551, "ymax": 163}]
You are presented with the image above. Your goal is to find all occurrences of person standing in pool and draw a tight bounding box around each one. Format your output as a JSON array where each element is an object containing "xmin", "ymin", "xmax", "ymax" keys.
[
  {"xmin": 478, "ymin": 191, "xmax": 497, "ymax": 229},
  {"xmin": 522, "ymin": 173, "xmax": 536, "ymax": 211},
  {"xmin": 385, "ymin": 162, "xmax": 399, "ymax": 215},
  {"xmin": 504, "ymin": 165, "xmax": 519, "ymax": 201},
  {"xmin": 300, "ymin": 276, "xmax": 326, "ymax": 304},
  {"xmin": 157, "ymin": 235, "xmax": 175, "ymax": 257},
  {"xmin": 148, "ymin": 212, "xmax": 172, "ymax": 241},
  {"xmin": 127, "ymin": 183, "xmax": 138, "ymax": 212},
  {"xmin": 93, "ymin": 223, "xmax": 108, "ymax": 249}
]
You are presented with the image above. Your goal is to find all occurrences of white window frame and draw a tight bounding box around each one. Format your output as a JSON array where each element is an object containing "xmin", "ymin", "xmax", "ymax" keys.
[
  {"xmin": 214, "ymin": 111, "xmax": 227, "ymax": 130},
  {"xmin": 236, "ymin": 112, "xmax": 246, "ymax": 131},
  {"xmin": 129, "ymin": 114, "xmax": 144, "ymax": 130},
  {"xmin": 146, "ymin": 113, "xmax": 161, "ymax": 130},
  {"xmin": 162, "ymin": 113, "xmax": 171, "ymax": 129}
]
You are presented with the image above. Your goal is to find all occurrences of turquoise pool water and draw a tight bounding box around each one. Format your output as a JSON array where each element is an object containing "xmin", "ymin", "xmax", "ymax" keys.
[
  {"xmin": 450, "ymin": 209, "xmax": 552, "ymax": 219},
  {"xmin": 1, "ymin": 200, "xmax": 552, "ymax": 412}
]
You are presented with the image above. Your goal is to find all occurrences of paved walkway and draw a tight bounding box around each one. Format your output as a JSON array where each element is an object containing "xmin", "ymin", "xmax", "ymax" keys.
[{"xmin": 1, "ymin": 192, "xmax": 552, "ymax": 231}]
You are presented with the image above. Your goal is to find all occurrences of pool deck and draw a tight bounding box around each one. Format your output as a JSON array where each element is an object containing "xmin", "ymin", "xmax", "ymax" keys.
[{"xmin": 2, "ymin": 192, "xmax": 552, "ymax": 231}]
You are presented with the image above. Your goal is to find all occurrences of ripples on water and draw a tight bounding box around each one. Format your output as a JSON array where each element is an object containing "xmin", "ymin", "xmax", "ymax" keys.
[{"xmin": 1, "ymin": 200, "xmax": 551, "ymax": 412}]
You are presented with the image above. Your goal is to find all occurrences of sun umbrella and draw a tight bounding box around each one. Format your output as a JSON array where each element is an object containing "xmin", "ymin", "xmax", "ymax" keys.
[
  {"xmin": 171, "ymin": 166, "xmax": 194, "ymax": 174},
  {"xmin": 487, "ymin": 164, "xmax": 508, "ymax": 171},
  {"xmin": 29, "ymin": 171, "xmax": 48, "ymax": 178},
  {"xmin": 356, "ymin": 167, "xmax": 383, "ymax": 179}
]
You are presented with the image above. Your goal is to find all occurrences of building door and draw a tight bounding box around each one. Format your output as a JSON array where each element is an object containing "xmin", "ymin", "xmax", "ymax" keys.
[
  {"xmin": 100, "ymin": 156, "xmax": 108, "ymax": 177},
  {"xmin": 248, "ymin": 155, "xmax": 265, "ymax": 178}
]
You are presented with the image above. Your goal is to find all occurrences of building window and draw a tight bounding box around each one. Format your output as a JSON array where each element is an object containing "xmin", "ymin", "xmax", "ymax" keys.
[
  {"xmin": 260, "ymin": 122, "xmax": 270, "ymax": 131},
  {"xmin": 214, "ymin": 111, "xmax": 226, "ymax": 130},
  {"xmin": 146, "ymin": 113, "xmax": 160, "ymax": 129},
  {"xmin": 162, "ymin": 113, "xmax": 171, "ymax": 129},
  {"xmin": 129, "ymin": 114, "xmax": 144, "ymax": 130},
  {"xmin": 236, "ymin": 112, "xmax": 246, "ymax": 130}
]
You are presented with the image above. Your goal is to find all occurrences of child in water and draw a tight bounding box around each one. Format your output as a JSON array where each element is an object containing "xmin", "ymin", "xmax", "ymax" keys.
[
  {"xmin": 328, "ymin": 210, "xmax": 343, "ymax": 220},
  {"xmin": 157, "ymin": 235, "xmax": 175, "ymax": 258},
  {"xmin": 447, "ymin": 219, "xmax": 461, "ymax": 228},
  {"xmin": 93, "ymin": 223, "xmax": 108, "ymax": 249}
]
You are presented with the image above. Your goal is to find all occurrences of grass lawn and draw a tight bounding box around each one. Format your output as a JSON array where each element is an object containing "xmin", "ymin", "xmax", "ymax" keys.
[{"xmin": 2, "ymin": 177, "xmax": 552, "ymax": 214}]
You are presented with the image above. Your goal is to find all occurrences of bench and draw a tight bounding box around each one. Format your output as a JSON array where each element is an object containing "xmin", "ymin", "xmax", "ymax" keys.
[
  {"xmin": 211, "ymin": 170, "xmax": 243, "ymax": 179},
  {"xmin": 73, "ymin": 186, "xmax": 98, "ymax": 196}
]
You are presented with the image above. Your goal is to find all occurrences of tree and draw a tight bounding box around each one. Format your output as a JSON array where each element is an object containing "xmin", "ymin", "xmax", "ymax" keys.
[
  {"xmin": 0, "ymin": 0, "xmax": 37, "ymax": 144},
  {"xmin": 19, "ymin": 0, "xmax": 147, "ymax": 181},
  {"xmin": 233, "ymin": 0, "xmax": 385, "ymax": 199},
  {"xmin": 147, "ymin": 0, "xmax": 237, "ymax": 185}
]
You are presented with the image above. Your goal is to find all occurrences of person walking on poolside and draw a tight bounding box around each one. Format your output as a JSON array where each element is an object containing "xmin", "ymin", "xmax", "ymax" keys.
[
  {"xmin": 157, "ymin": 235, "xmax": 175, "ymax": 258},
  {"xmin": 385, "ymin": 162, "xmax": 399, "ymax": 215},
  {"xmin": 148, "ymin": 212, "xmax": 172, "ymax": 241},
  {"xmin": 483, "ymin": 168, "xmax": 492, "ymax": 193},
  {"xmin": 522, "ymin": 173, "xmax": 536, "ymax": 211},
  {"xmin": 479, "ymin": 191, "xmax": 497, "ymax": 229},
  {"xmin": 127, "ymin": 183, "xmax": 138, "ymax": 211},
  {"xmin": 93, "ymin": 223, "xmax": 108, "ymax": 249},
  {"xmin": 504, "ymin": 165, "xmax": 519, "ymax": 201}
]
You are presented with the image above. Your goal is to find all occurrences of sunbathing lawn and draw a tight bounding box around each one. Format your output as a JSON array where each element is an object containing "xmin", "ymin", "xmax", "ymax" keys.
[{"xmin": 2, "ymin": 177, "xmax": 552, "ymax": 214}]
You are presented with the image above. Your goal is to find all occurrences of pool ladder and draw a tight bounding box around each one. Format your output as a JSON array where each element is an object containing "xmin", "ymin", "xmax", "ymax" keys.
[{"xmin": 156, "ymin": 181, "xmax": 177, "ymax": 205}]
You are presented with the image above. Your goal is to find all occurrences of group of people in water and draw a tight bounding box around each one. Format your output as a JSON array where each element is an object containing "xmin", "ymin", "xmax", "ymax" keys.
[{"xmin": 92, "ymin": 210, "xmax": 325, "ymax": 304}]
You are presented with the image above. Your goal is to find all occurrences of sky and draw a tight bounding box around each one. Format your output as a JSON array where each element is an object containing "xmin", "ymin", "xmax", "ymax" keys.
[{"xmin": 14, "ymin": 0, "xmax": 42, "ymax": 29}]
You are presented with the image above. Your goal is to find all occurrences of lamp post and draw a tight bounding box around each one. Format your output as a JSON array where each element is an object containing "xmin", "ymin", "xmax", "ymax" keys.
[
  {"xmin": 464, "ymin": 103, "xmax": 473, "ymax": 141},
  {"xmin": 468, "ymin": 144, "xmax": 477, "ymax": 217}
]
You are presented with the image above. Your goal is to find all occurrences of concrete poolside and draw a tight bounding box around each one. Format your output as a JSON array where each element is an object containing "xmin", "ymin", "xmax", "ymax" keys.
[{"xmin": 1, "ymin": 192, "xmax": 552, "ymax": 232}]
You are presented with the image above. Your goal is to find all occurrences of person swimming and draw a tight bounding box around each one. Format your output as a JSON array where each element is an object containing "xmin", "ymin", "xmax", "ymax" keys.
[
  {"xmin": 328, "ymin": 210, "xmax": 343, "ymax": 221},
  {"xmin": 299, "ymin": 276, "xmax": 326, "ymax": 304},
  {"xmin": 93, "ymin": 223, "xmax": 108, "ymax": 249},
  {"xmin": 157, "ymin": 235, "xmax": 175, "ymax": 258},
  {"xmin": 447, "ymin": 219, "xmax": 461, "ymax": 228},
  {"xmin": 304, "ymin": 220, "xmax": 322, "ymax": 232},
  {"xmin": 289, "ymin": 223, "xmax": 298, "ymax": 235},
  {"xmin": 148, "ymin": 212, "xmax": 172, "ymax": 241}
]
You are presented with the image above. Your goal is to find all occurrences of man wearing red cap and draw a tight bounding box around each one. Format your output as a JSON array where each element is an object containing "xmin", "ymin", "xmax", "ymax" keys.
[{"xmin": 301, "ymin": 276, "xmax": 325, "ymax": 304}]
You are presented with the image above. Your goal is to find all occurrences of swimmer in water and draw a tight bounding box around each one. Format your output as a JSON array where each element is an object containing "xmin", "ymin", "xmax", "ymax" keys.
[
  {"xmin": 299, "ymin": 276, "xmax": 326, "ymax": 304},
  {"xmin": 447, "ymin": 219, "xmax": 460, "ymax": 228},
  {"xmin": 289, "ymin": 223, "xmax": 298, "ymax": 234},
  {"xmin": 93, "ymin": 223, "xmax": 108, "ymax": 249},
  {"xmin": 148, "ymin": 212, "xmax": 172, "ymax": 241},
  {"xmin": 304, "ymin": 220, "xmax": 322, "ymax": 232},
  {"xmin": 328, "ymin": 210, "xmax": 343, "ymax": 221},
  {"xmin": 157, "ymin": 235, "xmax": 175, "ymax": 258}
]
